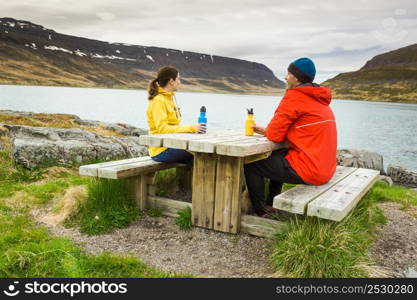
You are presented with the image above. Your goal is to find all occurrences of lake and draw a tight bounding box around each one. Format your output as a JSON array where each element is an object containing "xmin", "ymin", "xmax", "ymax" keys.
[{"xmin": 1, "ymin": 85, "xmax": 416, "ymax": 172}]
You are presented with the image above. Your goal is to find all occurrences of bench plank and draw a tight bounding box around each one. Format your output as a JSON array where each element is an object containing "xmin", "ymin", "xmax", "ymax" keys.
[
  {"xmin": 273, "ymin": 166, "xmax": 357, "ymax": 214},
  {"xmin": 79, "ymin": 157, "xmax": 151, "ymax": 177},
  {"xmin": 98, "ymin": 160, "xmax": 182, "ymax": 179},
  {"xmin": 306, "ymin": 168, "xmax": 380, "ymax": 221}
]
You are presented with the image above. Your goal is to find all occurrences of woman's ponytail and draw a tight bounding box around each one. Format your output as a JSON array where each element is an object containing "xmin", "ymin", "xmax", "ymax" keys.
[
  {"xmin": 148, "ymin": 78, "xmax": 159, "ymax": 100},
  {"xmin": 147, "ymin": 66, "xmax": 179, "ymax": 100}
]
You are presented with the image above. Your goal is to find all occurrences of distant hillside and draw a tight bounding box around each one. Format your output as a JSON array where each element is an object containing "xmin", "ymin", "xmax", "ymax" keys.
[
  {"xmin": 0, "ymin": 17, "xmax": 285, "ymax": 95},
  {"xmin": 323, "ymin": 44, "xmax": 417, "ymax": 103}
]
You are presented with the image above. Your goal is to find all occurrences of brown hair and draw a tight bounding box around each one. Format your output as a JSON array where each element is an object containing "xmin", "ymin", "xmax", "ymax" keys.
[{"xmin": 148, "ymin": 66, "xmax": 179, "ymax": 100}]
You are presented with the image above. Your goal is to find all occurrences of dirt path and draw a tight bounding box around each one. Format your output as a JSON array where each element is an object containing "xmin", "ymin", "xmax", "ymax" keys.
[{"xmin": 370, "ymin": 202, "xmax": 417, "ymax": 277}]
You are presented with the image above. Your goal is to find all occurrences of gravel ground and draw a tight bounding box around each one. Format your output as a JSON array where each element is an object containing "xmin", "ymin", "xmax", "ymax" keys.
[
  {"xmin": 40, "ymin": 215, "xmax": 276, "ymax": 278},
  {"xmin": 33, "ymin": 199, "xmax": 417, "ymax": 278},
  {"xmin": 370, "ymin": 202, "xmax": 417, "ymax": 277}
]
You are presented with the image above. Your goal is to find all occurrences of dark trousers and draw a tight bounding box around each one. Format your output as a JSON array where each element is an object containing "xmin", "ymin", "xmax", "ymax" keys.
[
  {"xmin": 151, "ymin": 148, "xmax": 193, "ymax": 166},
  {"xmin": 244, "ymin": 149, "xmax": 306, "ymax": 215}
]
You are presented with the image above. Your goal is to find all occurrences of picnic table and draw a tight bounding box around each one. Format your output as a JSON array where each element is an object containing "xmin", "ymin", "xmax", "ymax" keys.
[{"xmin": 138, "ymin": 131, "xmax": 287, "ymax": 234}]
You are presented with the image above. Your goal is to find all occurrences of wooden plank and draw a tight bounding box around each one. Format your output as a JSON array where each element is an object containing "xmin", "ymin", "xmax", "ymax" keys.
[
  {"xmin": 139, "ymin": 131, "xmax": 239, "ymax": 149},
  {"xmin": 188, "ymin": 135, "xmax": 253, "ymax": 153},
  {"xmin": 147, "ymin": 196, "xmax": 288, "ymax": 238},
  {"xmin": 191, "ymin": 153, "xmax": 217, "ymax": 229},
  {"xmin": 273, "ymin": 166, "xmax": 357, "ymax": 214},
  {"xmin": 147, "ymin": 196, "xmax": 191, "ymax": 218},
  {"xmin": 240, "ymin": 215, "xmax": 288, "ymax": 238},
  {"xmin": 138, "ymin": 135, "xmax": 164, "ymax": 147},
  {"xmin": 307, "ymin": 168, "xmax": 380, "ymax": 221},
  {"xmin": 79, "ymin": 157, "xmax": 150, "ymax": 177},
  {"xmin": 216, "ymin": 137, "xmax": 287, "ymax": 157},
  {"xmin": 98, "ymin": 160, "xmax": 183, "ymax": 179},
  {"xmin": 163, "ymin": 131, "xmax": 240, "ymax": 150},
  {"xmin": 244, "ymin": 152, "xmax": 272, "ymax": 164},
  {"xmin": 213, "ymin": 156, "xmax": 244, "ymax": 233}
]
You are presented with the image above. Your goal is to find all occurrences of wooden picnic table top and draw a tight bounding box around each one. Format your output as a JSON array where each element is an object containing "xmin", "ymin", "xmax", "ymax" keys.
[{"xmin": 138, "ymin": 131, "xmax": 287, "ymax": 157}]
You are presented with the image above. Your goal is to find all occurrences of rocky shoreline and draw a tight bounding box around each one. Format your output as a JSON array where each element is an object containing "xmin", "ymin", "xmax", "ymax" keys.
[{"xmin": 1, "ymin": 110, "xmax": 417, "ymax": 188}]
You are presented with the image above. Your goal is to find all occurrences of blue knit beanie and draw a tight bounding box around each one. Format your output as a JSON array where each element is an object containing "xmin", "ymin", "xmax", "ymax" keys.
[{"xmin": 288, "ymin": 57, "xmax": 316, "ymax": 83}]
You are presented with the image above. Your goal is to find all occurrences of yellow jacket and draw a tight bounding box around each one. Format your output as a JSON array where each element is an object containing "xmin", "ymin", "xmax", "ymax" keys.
[{"xmin": 146, "ymin": 87, "xmax": 196, "ymax": 157}]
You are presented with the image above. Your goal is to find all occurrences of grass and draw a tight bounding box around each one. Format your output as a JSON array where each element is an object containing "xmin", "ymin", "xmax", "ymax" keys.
[
  {"xmin": 0, "ymin": 199, "xmax": 180, "ymax": 278},
  {"xmin": 366, "ymin": 181, "xmax": 417, "ymax": 210},
  {"xmin": 271, "ymin": 183, "xmax": 391, "ymax": 278},
  {"xmin": 65, "ymin": 178, "xmax": 140, "ymax": 235},
  {"xmin": 155, "ymin": 168, "xmax": 178, "ymax": 197},
  {"xmin": 0, "ymin": 149, "xmax": 184, "ymax": 278},
  {"xmin": 175, "ymin": 207, "xmax": 192, "ymax": 231},
  {"xmin": 147, "ymin": 206, "xmax": 164, "ymax": 218}
]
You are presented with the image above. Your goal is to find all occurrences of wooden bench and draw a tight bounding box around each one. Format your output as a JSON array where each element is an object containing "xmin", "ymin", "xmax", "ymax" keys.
[
  {"xmin": 79, "ymin": 156, "xmax": 185, "ymax": 211},
  {"xmin": 273, "ymin": 166, "xmax": 380, "ymax": 221},
  {"xmin": 79, "ymin": 154, "xmax": 289, "ymax": 238}
]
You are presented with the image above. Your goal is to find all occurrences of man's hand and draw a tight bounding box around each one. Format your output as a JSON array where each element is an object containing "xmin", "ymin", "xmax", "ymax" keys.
[{"xmin": 252, "ymin": 124, "xmax": 266, "ymax": 135}]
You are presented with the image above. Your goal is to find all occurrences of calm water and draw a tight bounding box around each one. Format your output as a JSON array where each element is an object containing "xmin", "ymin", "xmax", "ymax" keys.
[{"xmin": 1, "ymin": 85, "xmax": 416, "ymax": 171}]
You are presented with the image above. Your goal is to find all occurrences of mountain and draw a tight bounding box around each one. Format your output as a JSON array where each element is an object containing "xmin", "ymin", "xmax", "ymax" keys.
[
  {"xmin": 0, "ymin": 17, "xmax": 285, "ymax": 95},
  {"xmin": 323, "ymin": 44, "xmax": 417, "ymax": 103}
]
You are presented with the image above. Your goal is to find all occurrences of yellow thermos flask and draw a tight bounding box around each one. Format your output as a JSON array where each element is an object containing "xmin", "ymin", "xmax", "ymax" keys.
[{"xmin": 245, "ymin": 108, "xmax": 255, "ymax": 136}]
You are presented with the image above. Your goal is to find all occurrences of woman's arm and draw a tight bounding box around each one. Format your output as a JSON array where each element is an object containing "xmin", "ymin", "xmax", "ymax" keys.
[{"xmin": 151, "ymin": 100, "xmax": 197, "ymax": 133}]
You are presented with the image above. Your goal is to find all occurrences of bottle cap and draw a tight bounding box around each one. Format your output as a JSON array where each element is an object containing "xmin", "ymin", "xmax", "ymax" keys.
[
  {"xmin": 247, "ymin": 108, "xmax": 254, "ymax": 115},
  {"xmin": 200, "ymin": 106, "xmax": 206, "ymax": 113}
]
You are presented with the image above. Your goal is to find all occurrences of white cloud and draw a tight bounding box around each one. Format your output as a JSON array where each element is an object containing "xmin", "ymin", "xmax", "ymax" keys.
[{"xmin": 96, "ymin": 12, "xmax": 116, "ymax": 21}]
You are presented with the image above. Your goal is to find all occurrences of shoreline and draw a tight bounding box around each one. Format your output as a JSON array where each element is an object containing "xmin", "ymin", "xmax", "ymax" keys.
[{"xmin": 2, "ymin": 82, "xmax": 417, "ymax": 104}]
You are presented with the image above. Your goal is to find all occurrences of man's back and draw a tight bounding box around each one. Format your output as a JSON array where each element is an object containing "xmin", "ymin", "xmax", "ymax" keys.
[{"xmin": 265, "ymin": 85, "xmax": 337, "ymax": 185}]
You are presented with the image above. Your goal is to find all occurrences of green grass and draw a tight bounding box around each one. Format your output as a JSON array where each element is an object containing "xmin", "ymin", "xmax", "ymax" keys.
[
  {"xmin": 24, "ymin": 180, "xmax": 70, "ymax": 205},
  {"xmin": 66, "ymin": 178, "xmax": 140, "ymax": 235},
  {"xmin": 0, "ymin": 199, "xmax": 181, "ymax": 278},
  {"xmin": 175, "ymin": 207, "xmax": 192, "ymax": 231},
  {"xmin": 155, "ymin": 168, "xmax": 178, "ymax": 196},
  {"xmin": 147, "ymin": 206, "xmax": 164, "ymax": 218},
  {"xmin": 366, "ymin": 181, "xmax": 417, "ymax": 209},
  {"xmin": 271, "ymin": 186, "xmax": 387, "ymax": 278},
  {"xmin": 0, "ymin": 147, "xmax": 188, "ymax": 278}
]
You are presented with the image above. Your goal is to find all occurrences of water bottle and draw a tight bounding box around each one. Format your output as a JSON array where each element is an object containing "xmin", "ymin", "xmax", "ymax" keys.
[
  {"xmin": 245, "ymin": 108, "xmax": 255, "ymax": 136},
  {"xmin": 198, "ymin": 106, "xmax": 207, "ymax": 134}
]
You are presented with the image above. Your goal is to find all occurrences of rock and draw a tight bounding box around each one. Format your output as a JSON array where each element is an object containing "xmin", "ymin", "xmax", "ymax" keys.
[
  {"xmin": 337, "ymin": 149, "xmax": 385, "ymax": 174},
  {"xmin": 378, "ymin": 175, "xmax": 393, "ymax": 186},
  {"xmin": 387, "ymin": 165, "xmax": 417, "ymax": 188},
  {"xmin": 403, "ymin": 267, "xmax": 417, "ymax": 278},
  {"xmin": 105, "ymin": 123, "xmax": 148, "ymax": 137},
  {"xmin": 5, "ymin": 125, "xmax": 148, "ymax": 169},
  {"xmin": 74, "ymin": 119, "xmax": 148, "ymax": 136}
]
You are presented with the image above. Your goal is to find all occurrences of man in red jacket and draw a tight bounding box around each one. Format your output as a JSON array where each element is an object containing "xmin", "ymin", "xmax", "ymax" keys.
[{"xmin": 244, "ymin": 57, "xmax": 337, "ymax": 217}]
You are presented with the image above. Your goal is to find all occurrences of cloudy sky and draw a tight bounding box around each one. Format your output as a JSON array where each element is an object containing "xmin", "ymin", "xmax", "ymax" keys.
[{"xmin": 1, "ymin": 0, "xmax": 416, "ymax": 82}]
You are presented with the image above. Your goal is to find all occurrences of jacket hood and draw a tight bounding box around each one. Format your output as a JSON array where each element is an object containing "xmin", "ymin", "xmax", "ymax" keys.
[
  {"xmin": 291, "ymin": 86, "xmax": 332, "ymax": 105},
  {"xmin": 157, "ymin": 87, "xmax": 174, "ymax": 97}
]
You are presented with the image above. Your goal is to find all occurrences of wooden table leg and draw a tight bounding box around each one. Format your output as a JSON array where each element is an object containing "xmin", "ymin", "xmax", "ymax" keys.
[
  {"xmin": 192, "ymin": 153, "xmax": 217, "ymax": 229},
  {"xmin": 214, "ymin": 156, "xmax": 244, "ymax": 233}
]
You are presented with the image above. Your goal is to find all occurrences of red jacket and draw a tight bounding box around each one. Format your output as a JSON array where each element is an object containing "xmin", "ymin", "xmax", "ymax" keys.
[{"xmin": 265, "ymin": 86, "xmax": 337, "ymax": 185}]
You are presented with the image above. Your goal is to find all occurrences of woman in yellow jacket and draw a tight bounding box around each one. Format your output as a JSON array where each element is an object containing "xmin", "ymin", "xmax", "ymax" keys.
[{"xmin": 147, "ymin": 66, "xmax": 205, "ymax": 165}]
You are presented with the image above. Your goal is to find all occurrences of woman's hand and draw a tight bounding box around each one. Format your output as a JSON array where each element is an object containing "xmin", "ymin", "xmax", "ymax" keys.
[
  {"xmin": 252, "ymin": 124, "xmax": 266, "ymax": 135},
  {"xmin": 194, "ymin": 123, "xmax": 207, "ymax": 133}
]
